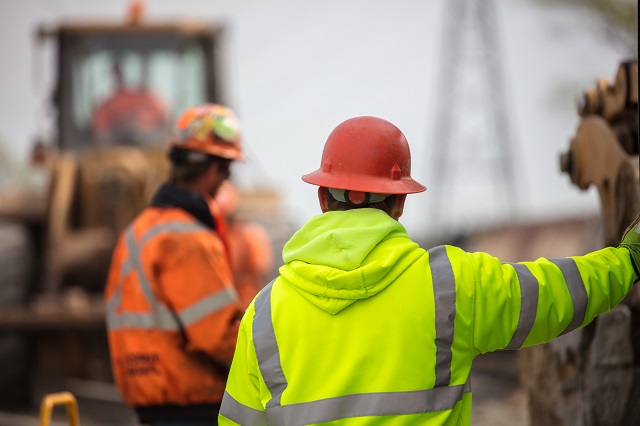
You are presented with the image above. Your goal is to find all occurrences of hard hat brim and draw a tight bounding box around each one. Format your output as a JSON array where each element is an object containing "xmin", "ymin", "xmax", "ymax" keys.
[{"xmin": 302, "ymin": 170, "xmax": 426, "ymax": 194}]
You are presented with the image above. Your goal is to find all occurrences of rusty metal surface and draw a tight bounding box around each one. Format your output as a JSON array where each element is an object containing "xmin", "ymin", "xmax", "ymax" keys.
[
  {"xmin": 561, "ymin": 115, "xmax": 640, "ymax": 246},
  {"xmin": 519, "ymin": 60, "xmax": 640, "ymax": 426},
  {"xmin": 0, "ymin": 294, "xmax": 105, "ymax": 331},
  {"xmin": 0, "ymin": 187, "xmax": 48, "ymax": 222}
]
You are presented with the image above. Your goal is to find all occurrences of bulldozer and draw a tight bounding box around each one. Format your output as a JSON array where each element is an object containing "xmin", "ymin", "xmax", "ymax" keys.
[
  {"xmin": 0, "ymin": 2, "xmax": 268, "ymax": 406},
  {"xmin": 518, "ymin": 60, "xmax": 640, "ymax": 425}
]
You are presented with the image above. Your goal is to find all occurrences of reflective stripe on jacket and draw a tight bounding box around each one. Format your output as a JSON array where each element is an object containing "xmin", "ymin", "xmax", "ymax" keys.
[
  {"xmin": 105, "ymin": 206, "xmax": 242, "ymax": 408},
  {"xmin": 219, "ymin": 209, "xmax": 637, "ymax": 425}
]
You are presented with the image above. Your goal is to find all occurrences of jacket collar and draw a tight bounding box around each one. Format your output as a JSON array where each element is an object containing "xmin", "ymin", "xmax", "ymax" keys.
[{"xmin": 150, "ymin": 183, "xmax": 216, "ymax": 230}]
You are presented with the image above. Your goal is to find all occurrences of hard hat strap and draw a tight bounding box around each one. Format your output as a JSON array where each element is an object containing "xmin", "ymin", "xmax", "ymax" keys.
[{"xmin": 328, "ymin": 188, "xmax": 390, "ymax": 207}]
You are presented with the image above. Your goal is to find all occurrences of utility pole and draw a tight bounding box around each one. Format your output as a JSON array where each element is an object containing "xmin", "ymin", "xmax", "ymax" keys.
[{"xmin": 428, "ymin": 0, "xmax": 521, "ymax": 235}]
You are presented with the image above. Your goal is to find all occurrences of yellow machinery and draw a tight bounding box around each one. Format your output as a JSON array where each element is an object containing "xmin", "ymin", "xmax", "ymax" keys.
[
  {"xmin": 38, "ymin": 392, "xmax": 80, "ymax": 426},
  {"xmin": 0, "ymin": 3, "xmax": 229, "ymax": 405}
]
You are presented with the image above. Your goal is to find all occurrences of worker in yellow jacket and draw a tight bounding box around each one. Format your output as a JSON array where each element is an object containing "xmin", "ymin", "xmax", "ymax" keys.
[
  {"xmin": 105, "ymin": 104, "xmax": 246, "ymax": 425},
  {"xmin": 219, "ymin": 116, "xmax": 640, "ymax": 425}
]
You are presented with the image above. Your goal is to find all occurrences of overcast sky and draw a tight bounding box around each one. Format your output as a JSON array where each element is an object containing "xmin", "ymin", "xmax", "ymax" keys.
[{"xmin": 0, "ymin": 0, "xmax": 631, "ymax": 238}]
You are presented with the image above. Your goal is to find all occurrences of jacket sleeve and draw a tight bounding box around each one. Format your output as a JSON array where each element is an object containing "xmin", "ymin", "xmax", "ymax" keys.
[
  {"xmin": 219, "ymin": 303, "xmax": 269, "ymax": 426},
  {"xmin": 158, "ymin": 231, "xmax": 242, "ymax": 363},
  {"xmin": 455, "ymin": 246, "xmax": 638, "ymax": 355}
]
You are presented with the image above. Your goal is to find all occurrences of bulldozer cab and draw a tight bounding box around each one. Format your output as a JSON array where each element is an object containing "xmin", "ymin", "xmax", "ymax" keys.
[
  {"xmin": 31, "ymin": 13, "xmax": 229, "ymax": 295},
  {"xmin": 46, "ymin": 19, "xmax": 223, "ymax": 151}
]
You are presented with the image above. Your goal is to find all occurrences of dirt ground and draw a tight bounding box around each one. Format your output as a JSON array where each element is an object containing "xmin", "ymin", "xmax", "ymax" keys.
[{"xmin": 0, "ymin": 351, "xmax": 529, "ymax": 426}]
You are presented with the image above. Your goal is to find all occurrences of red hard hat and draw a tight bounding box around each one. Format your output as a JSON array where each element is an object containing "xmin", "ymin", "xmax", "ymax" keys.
[
  {"xmin": 170, "ymin": 104, "xmax": 244, "ymax": 161},
  {"xmin": 302, "ymin": 116, "xmax": 426, "ymax": 194}
]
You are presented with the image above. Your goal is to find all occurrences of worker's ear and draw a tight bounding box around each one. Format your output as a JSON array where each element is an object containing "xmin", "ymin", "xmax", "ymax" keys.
[
  {"xmin": 318, "ymin": 187, "xmax": 329, "ymax": 213},
  {"xmin": 212, "ymin": 158, "xmax": 232, "ymax": 180},
  {"xmin": 390, "ymin": 194, "xmax": 407, "ymax": 220}
]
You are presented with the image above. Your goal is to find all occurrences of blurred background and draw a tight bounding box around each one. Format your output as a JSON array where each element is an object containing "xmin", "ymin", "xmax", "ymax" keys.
[
  {"xmin": 0, "ymin": 0, "xmax": 635, "ymax": 237},
  {"xmin": 0, "ymin": 0, "xmax": 636, "ymax": 425}
]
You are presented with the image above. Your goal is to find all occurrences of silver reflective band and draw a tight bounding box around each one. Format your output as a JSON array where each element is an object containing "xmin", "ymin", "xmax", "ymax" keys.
[
  {"xmin": 220, "ymin": 383, "xmax": 471, "ymax": 426},
  {"xmin": 106, "ymin": 220, "xmax": 237, "ymax": 332},
  {"xmin": 121, "ymin": 221, "xmax": 206, "ymax": 312},
  {"xmin": 252, "ymin": 280, "xmax": 287, "ymax": 409},
  {"xmin": 328, "ymin": 188, "xmax": 390, "ymax": 204},
  {"xmin": 178, "ymin": 288, "xmax": 238, "ymax": 327},
  {"xmin": 120, "ymin": 221, "xmax": 206, "ymax": 279},
  {"xmin": 266, "ymin": 382, "xmax": 471, "ymax": 426},
  {"xmin": 107, "ymin": 309, "xmax": 179, "ymax": 331},
  {"xmin": 428, "ymin": 245, "xmax": 456, "ymax": 387},
  {"xmin": 550, "ymin": 258, "xmax": 587, "ymax": 335},
  {"xmin": 505, "ymin": 263, "xmax": 539, "ymax": 350},
  {"xmin": 106, "ymin": 283, "xmax": 180, "ymax": 331},
  {"xmin": 220, "ymin": 391, "xmax": 269, "ymax": 426}
]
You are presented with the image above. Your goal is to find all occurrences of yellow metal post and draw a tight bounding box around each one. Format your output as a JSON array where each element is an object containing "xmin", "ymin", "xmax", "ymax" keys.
[{"xmin": 39, "ymin": 391, "xmax": 80, "ymax": 426}]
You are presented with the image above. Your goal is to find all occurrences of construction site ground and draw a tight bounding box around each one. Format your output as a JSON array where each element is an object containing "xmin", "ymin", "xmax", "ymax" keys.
[{"xmin": 0, "ymin": 351, "xmax": 527, "ymax": 426}]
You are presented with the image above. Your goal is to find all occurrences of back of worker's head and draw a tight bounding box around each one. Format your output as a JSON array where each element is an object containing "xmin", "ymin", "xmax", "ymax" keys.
[
  {"xmin": 302, "ymin": 116, "xmax": 426, "ymax": 218},
  {"xmin": 168, "ymin": 104, "xmax": 243, "ymax": 184}
]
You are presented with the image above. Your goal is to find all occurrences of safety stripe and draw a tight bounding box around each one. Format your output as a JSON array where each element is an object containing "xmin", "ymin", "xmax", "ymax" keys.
[
  {"xmin": 123, "ymin": 226, "xmax": 159, "ymax": 311},
  {"xmin": 266, "ymin": 382, "xmax": 471, "ymax": 426},
  {"xmin": 505, "ymin": 263, "xmax": 539, "ymax": 350},
  {"xmin": 120, "ymin": 222, "xmax": 205, "ymax": 278},
  {"xmin": 106, "ymin": 220, "xmax": 236, "ymax": 332},
  {"xmin": 121, "ymin": 223, "xmax": 206, "ymax": 311},
  {"xmin": 550, "ymin": 258, "xmax": 587, "ymax": 335},
  {"xmin": 107, "ymin": 308, "xmax": 180, "ymax": 330},
  {"xmin": 106, "ymin": 285, "xmax": 180, "ymax": 331},
  {"xmin": 105, "ymin": 282, "xmax": 123, "ymax": 313},
  {"xmin": 220, "ymin": 391, "xmax": 269, "ymax": 426},
  {"xmin": 178, "ymin": 287, "xmax": 238, "ymax": 327},
  {"xmin": 428, "ymin": 245, "xmax": 456, "ymax": 387},
  {"xmin": 252, "ymin": 280, "xmax": 287, "ymax": 409},
  {"xmin": 221, "ymin": 381, "xmax": 472, "ymax": 426}
]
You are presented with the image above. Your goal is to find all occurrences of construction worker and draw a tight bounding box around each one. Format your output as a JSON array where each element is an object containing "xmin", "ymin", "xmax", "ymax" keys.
[
  {"xmin": 105, "ymin": 104, "xmax": 245, "ymax": 426},
  {"xmin": 218, "ymin": 116, "xmax": 640, "ymax": 425},
  {"xmin": 214, "ymin": 180, "xmax": 275, "ymax": 308},
  {"xmin": 93, "ymin": 61, "xmax": 169, "ymax": 144}
]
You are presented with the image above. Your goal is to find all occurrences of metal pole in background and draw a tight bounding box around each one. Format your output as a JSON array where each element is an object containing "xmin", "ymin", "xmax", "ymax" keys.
[{"xmin": 428, "ymin": 0, "xmax": 521, "ymax": 236}]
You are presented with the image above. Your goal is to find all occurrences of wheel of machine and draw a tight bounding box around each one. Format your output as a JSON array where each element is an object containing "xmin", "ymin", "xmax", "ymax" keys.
[{"xmin": 0, "ymin": 221, "xmax": 33, "ymax": 406}]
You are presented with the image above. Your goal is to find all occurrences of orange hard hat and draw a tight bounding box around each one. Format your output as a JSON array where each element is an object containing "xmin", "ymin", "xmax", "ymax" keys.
[
  {"xmin": 302, "ymin": 116, "xmax": 426, "ymax": 194},
  {"xmin": 171, "ymin": 104, "xmax": 244, "ymax": 161}
]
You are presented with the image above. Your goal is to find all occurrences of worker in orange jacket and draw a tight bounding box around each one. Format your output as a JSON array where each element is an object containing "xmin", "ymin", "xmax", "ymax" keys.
[
  {"xmin": 105, "ymin": 104, "xmax": 245, "ymax": 426},
  {"xmin": 93, "ymin": 61, "xmax": 169, "ymax": 144},
  {"xmin": 213, "ymin": 180, "xmax": 275, "ymax": 308}
]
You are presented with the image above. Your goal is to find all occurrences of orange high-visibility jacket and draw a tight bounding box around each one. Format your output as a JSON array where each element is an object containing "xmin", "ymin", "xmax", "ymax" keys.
[
  {"xmin": 227, "ymin": 221, "xmax": 274, "ymax": 307},
  {"xmin": 105, "ymin": 205, "xmax": 242, "ymax": 409},
  {"xmin": 93, "ymin": 88, "xmax": 168, "ymax": 137},
  {"xmin": 209, "ymin": 199, "xmax": 271, "ymax": 308}
]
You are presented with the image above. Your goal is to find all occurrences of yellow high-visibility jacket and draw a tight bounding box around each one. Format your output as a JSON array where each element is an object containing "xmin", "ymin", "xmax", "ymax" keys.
[{"xmin": 220, "ymin": 209, "xmax": 638, "ymax": 425}]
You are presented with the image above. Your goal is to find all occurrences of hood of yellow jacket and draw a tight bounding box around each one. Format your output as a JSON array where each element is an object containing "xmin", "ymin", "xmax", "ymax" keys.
[{"xmin": 279, "ymin": 208, "xmax": 423, "ymax": 314}]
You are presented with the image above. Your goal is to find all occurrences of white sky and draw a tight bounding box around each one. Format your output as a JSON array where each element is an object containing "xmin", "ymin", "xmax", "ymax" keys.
[{"xmin": 0, "ymin": 0, "xmax": 632, "ymax": 239}]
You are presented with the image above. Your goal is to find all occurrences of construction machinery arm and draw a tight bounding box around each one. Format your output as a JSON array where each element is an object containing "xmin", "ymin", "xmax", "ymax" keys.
[
  {"xmin": 519, "ymin": 60, "xmax": 640, "ymax": 426},
  {"xmin": 560, "ymin": 60, "xmax": 639, "ymax": 248}
]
